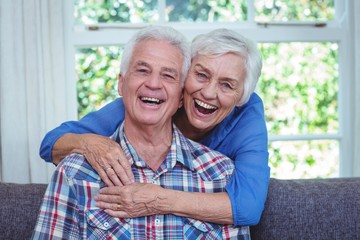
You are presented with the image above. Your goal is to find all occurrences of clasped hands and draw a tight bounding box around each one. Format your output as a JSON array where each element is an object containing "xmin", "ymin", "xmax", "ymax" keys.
[
  {"xmin": 81, "ymin": 134, "xmax": 164, "ymax": 218},
  {"xmin": 94, "ymin": 183, "xmax": 167, "ymax": 218}
]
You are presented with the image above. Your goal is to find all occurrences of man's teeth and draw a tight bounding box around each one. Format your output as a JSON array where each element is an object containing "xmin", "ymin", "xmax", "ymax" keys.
[
  {"xmin": 141, "ymin": 97, "xmax": 161, "ymax": 104},
  {"xmin": 194, "ymin": 99, "xmax": 216, "ymax": 109}
]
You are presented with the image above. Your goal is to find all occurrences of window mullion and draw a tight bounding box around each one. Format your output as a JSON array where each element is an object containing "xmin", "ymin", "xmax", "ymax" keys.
[
  {"xmin": 247, "ymin": 0, "xmax": 255, "ymax": 23},
  {"xmin": 157, "ymin": 0, "xmax": 166, "ymax": 23}
]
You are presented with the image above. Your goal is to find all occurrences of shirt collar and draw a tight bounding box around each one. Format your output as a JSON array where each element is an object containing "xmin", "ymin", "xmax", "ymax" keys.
[{"xmin": 110, "ymin": 122, "xmax": 194, "ymax": 171}]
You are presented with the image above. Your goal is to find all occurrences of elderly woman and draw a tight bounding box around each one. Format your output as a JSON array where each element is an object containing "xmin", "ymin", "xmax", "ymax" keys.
[{"xmin": 40, "ymin": 28, "xmax": 270, "ymax": 226}]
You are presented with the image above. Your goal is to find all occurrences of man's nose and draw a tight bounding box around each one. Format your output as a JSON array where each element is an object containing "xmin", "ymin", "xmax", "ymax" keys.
[{"xmin": 145, "ymin": 74, "xmax": 162, "ymax": 88}]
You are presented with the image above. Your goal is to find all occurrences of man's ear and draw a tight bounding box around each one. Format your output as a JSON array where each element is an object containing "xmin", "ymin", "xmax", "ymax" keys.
[{"xmin": 118, "ymin": 73, "xmax": 124, "ymax": 96}]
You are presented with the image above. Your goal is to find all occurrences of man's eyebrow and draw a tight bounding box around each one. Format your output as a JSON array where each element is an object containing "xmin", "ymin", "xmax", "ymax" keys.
[{"xmin": 135, "ymin": 61, "xmax": 150, "ymax": 68}]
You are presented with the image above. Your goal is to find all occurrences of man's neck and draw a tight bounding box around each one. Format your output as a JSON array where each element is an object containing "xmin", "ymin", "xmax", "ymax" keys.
[{"xmin": 123, "ymin": 121, "xmax": 173, "ymax": 171}]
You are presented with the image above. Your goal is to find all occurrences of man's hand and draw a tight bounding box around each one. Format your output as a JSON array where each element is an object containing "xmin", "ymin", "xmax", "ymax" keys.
[{"xmin": 94, "ymin": 183, "xmax": 169, "ymax": 218}]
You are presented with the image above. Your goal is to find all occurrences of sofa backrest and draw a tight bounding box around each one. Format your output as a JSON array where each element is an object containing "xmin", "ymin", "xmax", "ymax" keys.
[
  {"xmin": 0, "ymin": 178, "xmax": 359, "ymax": 240},
  {"xmin": 0, "ymin": 182, "xmax": 47, "ymax": 240},
  {"xmin": 251, "ymin": 178, "xmax": 360, "ymax": 240}
]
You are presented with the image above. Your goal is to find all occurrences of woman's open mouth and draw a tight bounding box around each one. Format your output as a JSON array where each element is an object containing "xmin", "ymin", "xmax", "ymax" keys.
[{"xmin": 194, "ymin": 99, "xmax": 217, "ymax": 114}]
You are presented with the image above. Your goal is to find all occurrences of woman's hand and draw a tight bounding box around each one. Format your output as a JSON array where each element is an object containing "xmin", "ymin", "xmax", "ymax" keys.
[
  {"xmin": 94, "ymin": 183, "xmax": 169, "ymax": 218},
  {"xmin": 53, "ymin": 133, "xmax": 134, "ymax": 186},
  {"xmin": 95, "ymin": 182, "xmax": 233, "ymax": 224},
  {"xmin": 81, "ymin": 134, "xmax": 135, "ymax": 186}
]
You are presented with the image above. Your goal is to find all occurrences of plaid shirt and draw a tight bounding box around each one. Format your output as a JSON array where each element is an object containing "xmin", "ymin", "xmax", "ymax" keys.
[{"xmin": 32, "ymin": 124, "xmax": 250, "ymax": 240}]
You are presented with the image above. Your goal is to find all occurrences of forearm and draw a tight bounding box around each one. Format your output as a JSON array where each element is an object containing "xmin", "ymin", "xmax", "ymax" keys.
[
  {"xmin": 159, "ymin": 190, "xmax": 233, "ymax": 225},
  {"xmin": 52, "ymin": 133, "xmax": 86, "ymax": 165}
]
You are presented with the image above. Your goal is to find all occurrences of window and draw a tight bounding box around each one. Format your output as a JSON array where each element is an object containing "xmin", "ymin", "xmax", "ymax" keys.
[{"xmin": 70, "ymin": 0, "xmax": 352, "ymax": 179}]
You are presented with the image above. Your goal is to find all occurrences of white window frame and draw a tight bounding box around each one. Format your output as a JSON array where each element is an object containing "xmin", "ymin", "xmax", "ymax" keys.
[{"xmin": 63, "ymin": 0, "xmax": 357, "ymax": 177}]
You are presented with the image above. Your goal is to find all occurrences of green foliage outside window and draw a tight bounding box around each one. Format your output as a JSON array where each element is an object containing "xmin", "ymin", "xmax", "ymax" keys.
[
  {"xmin": 76, "ymin": 47, "xmax": 122, "ymax": 116},
  {"xmin": 74, "ymin": 0, "xmax": 158, "ymax": 24},
  {"xmin": 74, "ymin": 0, "xmax": 334, "ymax": 24},
  {"xmin": 257, "ymin": 42, "xmax": 338, "ymax": 178},
  {"xmin": 255, "ymin": 0, "xmax": 334, "ymax": 21},
  {"xmin": 259, "ymin": 42, "xmax": 338, "ymax": 136}
]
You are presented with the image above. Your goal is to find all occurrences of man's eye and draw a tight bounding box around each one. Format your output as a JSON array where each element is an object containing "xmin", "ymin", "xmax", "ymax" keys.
[
  {"xmin": 137, "ymin": 68, "xmax": 148, "ymax": 73},
  {"xmin": 164, "ymin": 74, "xmax": 175, "ymax": 80}
]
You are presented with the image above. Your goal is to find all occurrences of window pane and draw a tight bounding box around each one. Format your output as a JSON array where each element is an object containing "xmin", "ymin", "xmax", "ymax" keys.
[
  {"xmin": 269, "ymin": 140, "xmax": 339, "ymax": 179},
  {"xmin": 166, "ymin": 0, "xmax": 247, "ymax": 22},
  {"xmin": 76, "ymin": 46, "xmax": 122, "ymax": 118},
  {"xmin": 74, "ymin": 0, "xmax": 158, "ymax": 24},
  {"xmin": 255, "ymin": 0, "xmax": 335, "ymax": 22},
  {"xmin": 258, "ymin": 42, "xmax": 338, "ymax": 135}
]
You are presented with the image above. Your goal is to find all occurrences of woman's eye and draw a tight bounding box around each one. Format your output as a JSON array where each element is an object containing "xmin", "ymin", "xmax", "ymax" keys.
[
  {"xmin": 197, "ymin": 72, "xmax": 207, "ymax": 79},
  {"xmin": 221, "ymin": 82, "xmax": 234, "ymax": 90}
]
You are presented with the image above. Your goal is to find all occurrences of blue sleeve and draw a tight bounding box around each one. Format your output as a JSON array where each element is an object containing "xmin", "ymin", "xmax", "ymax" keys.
[
  {"xmin": 39, "ymin": 98, "xmax": 125, "ymax": 163},
  {"xmin": 224, "ymin": 98, "xmax": 270, "ymax": 226},
  {"xmin": 201, "ymin": 93, "xmax": 270, "ymax": 226}
]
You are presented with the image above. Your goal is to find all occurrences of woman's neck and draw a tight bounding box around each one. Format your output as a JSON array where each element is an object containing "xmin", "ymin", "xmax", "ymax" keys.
[{"xmin": 173, "ymin": 108, "xmax": 207, "ymax": 142}]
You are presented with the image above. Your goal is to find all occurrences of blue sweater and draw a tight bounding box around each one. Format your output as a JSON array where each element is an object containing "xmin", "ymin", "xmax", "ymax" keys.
[{"xmin": 39, "ymin": 92, "xmax": 270, "ymax": 226}]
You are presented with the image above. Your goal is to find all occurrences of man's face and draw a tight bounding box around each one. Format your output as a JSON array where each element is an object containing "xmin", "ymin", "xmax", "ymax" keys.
[
  {"xmin": 183, "ymin": 53, "xmax": 245, "ymax": 133},
  {"xmin": 118, "ymin": 39, "xmax": 183, "ymax": 128}
]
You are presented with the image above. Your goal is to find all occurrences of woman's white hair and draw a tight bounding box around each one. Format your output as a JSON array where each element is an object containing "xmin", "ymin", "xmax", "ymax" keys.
[
  {"xmin": 191, "ymin": 28, "xmax": 262, "ymax": 106},
  {"xmin": 120, "ymin": 25, "xmax": 191, "ymax": 86}
]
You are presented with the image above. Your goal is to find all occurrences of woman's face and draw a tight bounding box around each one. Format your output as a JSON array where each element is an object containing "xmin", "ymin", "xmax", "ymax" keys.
[{"xmin": 183, "ymin": 53, "xmax": 246, "ymax": 133}]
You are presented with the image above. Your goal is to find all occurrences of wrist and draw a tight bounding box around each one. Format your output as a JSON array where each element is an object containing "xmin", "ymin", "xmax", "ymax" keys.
[{"xmin": 153, "ymin": 187, "xmax": 178, "ymax": 214}]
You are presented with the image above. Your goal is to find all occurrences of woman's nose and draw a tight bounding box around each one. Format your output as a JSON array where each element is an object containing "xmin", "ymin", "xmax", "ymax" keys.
[{"xmin": 201, "ymin": 82, "xmax": 218, "ymax": 99}]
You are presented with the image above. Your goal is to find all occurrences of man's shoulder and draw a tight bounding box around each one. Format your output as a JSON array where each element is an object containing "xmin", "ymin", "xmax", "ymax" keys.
[
  {"xmin": 57, "ymin": 153, "xmax": 100, "ymax": 182},
  {"xmin": 178, "ymin": 133, "xmax": 234, "ymax": 180}
]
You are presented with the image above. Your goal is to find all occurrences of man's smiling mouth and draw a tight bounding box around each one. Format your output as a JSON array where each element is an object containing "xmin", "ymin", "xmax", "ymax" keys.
[
  {"xmin": 140, "ymin": 96, "xmax": 164, "ymax": 104},
  {"xmin": 194, "ymin": 99, "xmax": 217, "ymax": 114}
]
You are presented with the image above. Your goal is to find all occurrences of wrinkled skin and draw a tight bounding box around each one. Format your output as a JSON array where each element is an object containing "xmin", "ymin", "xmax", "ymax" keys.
[
  {"xmin": 94, "ymin": 183, "xmax": 167, "ymax": 218},
  {"xmin": 80, "ymin": 134, "xmax": 134, "ymax": 187}
]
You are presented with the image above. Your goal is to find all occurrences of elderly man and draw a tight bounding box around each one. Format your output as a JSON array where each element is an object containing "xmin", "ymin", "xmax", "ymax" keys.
[{"xmin": 32, "ymin": 26, "xmax": 249, "ymax": 239}]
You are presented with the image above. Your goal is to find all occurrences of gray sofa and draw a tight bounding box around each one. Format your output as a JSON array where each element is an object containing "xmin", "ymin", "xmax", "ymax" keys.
[{"xmin": 0, "ymin": 178, "xmax": 359, "ymax": 240}]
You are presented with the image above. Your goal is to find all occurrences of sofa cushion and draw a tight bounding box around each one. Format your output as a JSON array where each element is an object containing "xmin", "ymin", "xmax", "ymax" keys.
[
  {"xmin": 1, "ymin": 178, "xmax": 359, "ymax": 239},
  {"xmin": 250, "ymin": 178, "xmax": 360, "ymax": 240},
  {"xmin": 0, "ymin": 182, "xmax": 47, "ymax": 240}
]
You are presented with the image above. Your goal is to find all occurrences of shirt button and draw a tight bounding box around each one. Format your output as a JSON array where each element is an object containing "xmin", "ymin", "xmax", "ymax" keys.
[
  {"xmin": 103, "ymin": 222, "xmax": 110, "ymax": 229},
  {"xmin": 155, "ymin": 218, "xmax": 161, "ymax": 226}
]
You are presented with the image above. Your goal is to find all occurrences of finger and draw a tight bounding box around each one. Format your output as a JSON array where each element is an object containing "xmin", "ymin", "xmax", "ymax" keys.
[
  {"xmin": 115, "ymin": 203, "xmax": 122, "ymax": 211},
  {"xmin": 95, "ymin": 192, "xmax": 121, "ymax": 203},
  {"xmin": 99, "ymin": 186, "xmax": 122, "ymax": 195},
  {"xmin": 117, "ymin": 152, "xmax": 135, "ymax": 184},
  {"xmin": 111, "ymin": 162, "xmax": 132, "ymax": 185},
  {"xmin": 88, "ymin": 155, "xmax": 117, "ymax": 187},
  {"xmin": 104, "ymin": 209, "xmax": 129, "ymax": 218},
  {"xmin": 95, "ymin": 200, "xmax": 119, "ymax": 210},
  {"xmin": 95, "ymin": 200, "xmax": 110, "ymax": 209},
  {"xmin": 104, "ymin": 166, "xmax": 123, "ymax": 187},
  {"xmin": 97, "ymin": 167, "xmax": 115, "ymax": 187}
]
